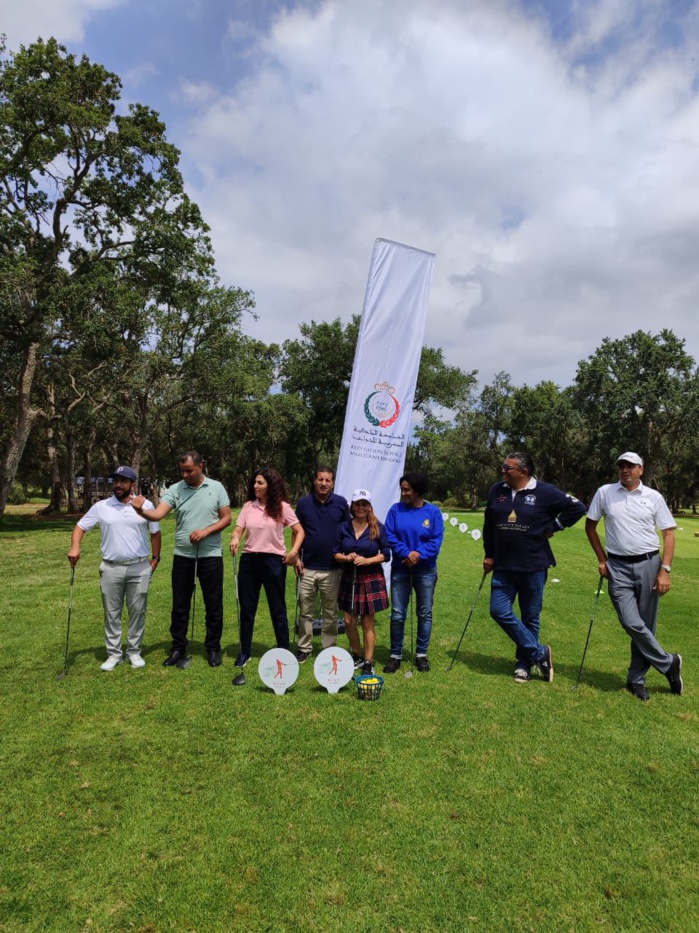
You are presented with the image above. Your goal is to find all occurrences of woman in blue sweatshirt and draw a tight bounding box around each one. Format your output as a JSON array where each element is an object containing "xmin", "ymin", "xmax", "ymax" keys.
[{"xmin": 384, "ymin": 473, "xmax": 444, "ymax": 673}]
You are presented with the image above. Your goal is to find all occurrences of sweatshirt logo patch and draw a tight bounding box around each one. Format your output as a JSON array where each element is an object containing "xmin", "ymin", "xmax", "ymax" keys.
[
  {"xmin": 422, "ymin": 519, "xmax": 431, "ymax": 527},
  {"xmin": 524, "ymin": 495, "xmax": 536, "ymax": 506}
]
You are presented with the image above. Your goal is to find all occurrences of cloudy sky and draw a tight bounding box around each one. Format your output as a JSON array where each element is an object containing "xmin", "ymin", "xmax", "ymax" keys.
[{"xmin": 3, "ymin": 0, "xmax": 699, "ymax": 388}]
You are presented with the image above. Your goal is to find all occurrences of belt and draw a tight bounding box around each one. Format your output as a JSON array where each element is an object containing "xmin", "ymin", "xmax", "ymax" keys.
[
  {"xmin": 104, "ymin": 557, "xmax": 149, "ymax": 566},
  {"xmin": 607, "ymin": 550, "xmax": 659, "ymax": 564}
]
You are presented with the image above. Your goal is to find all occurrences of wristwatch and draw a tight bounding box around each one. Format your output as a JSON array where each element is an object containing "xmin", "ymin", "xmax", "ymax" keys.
[
  {"xmin": 660, "ymin": 564, "xmax": 671, "ymax": 573},
  {"xmin": 152, "ymin": 555, "xmax": 161, "ymax": 562}
]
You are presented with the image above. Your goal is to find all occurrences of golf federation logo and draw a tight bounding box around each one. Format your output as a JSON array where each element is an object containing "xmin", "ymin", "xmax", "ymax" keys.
[
  {"xmin": 422, "ymin": 518, "xmax": 430, "ymax": 528},
  {"xmin": 524, "ymin": 495, "xmax": 536, "ymax": 506},
  {"xmin": 364, "ymin": 381, "xmax": 401, "ymax": 427}
]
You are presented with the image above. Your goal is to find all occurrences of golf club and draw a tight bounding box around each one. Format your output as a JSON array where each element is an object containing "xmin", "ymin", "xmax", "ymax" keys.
[
  {"xmin": 178, "ymin": 544, "xmax": 198, "ymax": 669},
  {"xmin": 57, "ymin": 565, "xmax": 75, "ymax": 681},
  {"xmin": 572, "ymin": 576, "xmax": 604, "ymax": 690},
  {"xmin": 404, "ymin": 571, "xmax": 414, "ymax": 680},
  {"xmin": 350, "ymin": 564, "xmax": 359, "ymax": 663},
  {"xmin": 232, "ymin": 553, "xmax": 246, "ymax": 686},
  {"xmin": 445, "ymin": 572, "xmax": 487, "ymax": 672},
  {"xmin": 291, "ymin": 569, "xmax": 300, "ymax": 651}
]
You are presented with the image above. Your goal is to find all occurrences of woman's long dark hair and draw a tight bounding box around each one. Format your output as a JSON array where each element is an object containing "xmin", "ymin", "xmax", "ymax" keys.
[{"xmin": 247, "ymin": 467, "xmax": 289, "ymax": 522}]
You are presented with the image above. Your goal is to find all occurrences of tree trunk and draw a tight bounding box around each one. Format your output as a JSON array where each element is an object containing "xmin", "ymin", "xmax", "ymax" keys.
[
  {"xmin": 82, "ymin": 428, "xmax": 96, "ymax": 512},
  {"xmin": 66, "ymin": 434, "xmax": 78, "ymax": 513},
  {"xmin": 43, "ymin": 422, "xmax": 65, "ymax": 514},
  {"xmin": 0, "ymin": 341, "xmax": 42, "ymax": 521}
]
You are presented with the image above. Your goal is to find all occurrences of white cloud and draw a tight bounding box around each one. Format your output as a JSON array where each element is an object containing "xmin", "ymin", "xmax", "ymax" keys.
[
  {"xmin": 8, "ymin": 0, "xmax": 699, "ymax": 389},
  {"xmin": 0, "ymin": 0, "xmax": 123, "ymax": 47}
]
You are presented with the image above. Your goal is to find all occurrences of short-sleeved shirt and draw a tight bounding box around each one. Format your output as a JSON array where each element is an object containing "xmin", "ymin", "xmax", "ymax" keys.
[
  {"xmin": 161, "ymin": 478, "xmax": 230, "ymax": 558},
  {"xmin": 236, "ymin": 500, "xmax": 300, "ymax": 556},
  {"xmin": 587, "ymin": 481, "xmax": 676, "ymax": 556},
  {"xmin": 295, "ymin": 492, "xmax": 350, "ymax": 570},
  {"xmin": 78, "ymin": 497, "xmax": 159, "ymax": 562}
]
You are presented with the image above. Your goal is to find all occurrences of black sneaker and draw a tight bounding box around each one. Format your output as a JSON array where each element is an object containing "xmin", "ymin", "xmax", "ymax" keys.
[
  {"xmin": 537, "ymin": 645, "xmax": 554, "ymax": 683},
  {"xmin": 361, "ymin": 660, "xmax": 375, "ymax": 675},
  {"xmin": 666, "ymin": 654, "xmax": 683, "ymax": 695},
  {"xmin": 383, "ymin": 657, "xmax": 402, "ymax": 674},
  {"xmin": 296, "ymin": 650, "xmax": 311, "ymax": 664},
  {"xmin": 626, "ymin": 681, "xmax": 650, "ymax": 702},
  {"xmin": 514, "ymin": 665, "xmax": 531, "ymax": 683},
  {"xmin": 415, "ymin": 657, "xmax": 430, "ymax": 673},
  {"xmin": 352, "ymin": 653, "xmax": 364, "ymax": 669}
]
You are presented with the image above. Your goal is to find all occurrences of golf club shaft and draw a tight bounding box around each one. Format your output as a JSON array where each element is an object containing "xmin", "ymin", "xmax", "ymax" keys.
[
  {"xmin": 573, "ymin": 576, "xmax": 604, "ymax": 688},
  {"xmin": 446, "ymin": 572, "xmax": 487, "ymax": 672},
  {"xmin": 409, "ymin": 569, "xmax": 415, "ymax": 671},
  {"xmin": 63, "ymin": 565, "xmax": 75, "ymax": 675}
]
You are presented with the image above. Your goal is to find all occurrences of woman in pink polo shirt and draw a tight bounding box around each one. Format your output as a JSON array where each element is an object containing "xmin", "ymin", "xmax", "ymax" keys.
[{"xmin": 230, "ymin": 468, "xmax": 304, "ymax": 667}]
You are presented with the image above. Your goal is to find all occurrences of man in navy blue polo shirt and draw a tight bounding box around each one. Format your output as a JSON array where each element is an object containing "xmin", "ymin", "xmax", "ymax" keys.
[
  {"xmin": 294, "ymin": 466, "xmax": 350, "ymax": 663},
  {"xmin": 483, "ymin": 451, "xmax": 586, "ymax": 684}
]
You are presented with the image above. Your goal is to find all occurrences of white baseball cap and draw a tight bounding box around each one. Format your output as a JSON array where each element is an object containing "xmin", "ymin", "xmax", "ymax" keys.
[
  {"xmin": 616, "ymin": 452, "xmax": 644, "ymax": 466},
  {"xmin": 350, "ymin": 488, "xmax": 372, "ymax": 503}
]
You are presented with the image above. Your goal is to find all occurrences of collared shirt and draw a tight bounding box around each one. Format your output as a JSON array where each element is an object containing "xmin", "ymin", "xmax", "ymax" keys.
[
  {"xmin": 78, "ymin": 497, "xmax": 159, "ymax": 562},
  {"xmin": 587, "ymin": 481, "xmax": 675, "ymax": 555},
  {"xmin": 161, "ymin": 478, "xmax": 230, "ymax": 558},
  {"xmin": 295, "ymin": 492, "xmax": 350, "ymax": 570},
  {"xmin": 237, "ymin": 499, "xmax": 300, "ymax": 556},
  {"xmin": 483, "ymin": 478, "xmax": 586, "ymax": 572}
]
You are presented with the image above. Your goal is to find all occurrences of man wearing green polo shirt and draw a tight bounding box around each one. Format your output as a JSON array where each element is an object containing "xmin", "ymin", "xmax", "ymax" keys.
[{"xmin": 133, "ymin": 451, "xmax": 231, "ymax": 667}]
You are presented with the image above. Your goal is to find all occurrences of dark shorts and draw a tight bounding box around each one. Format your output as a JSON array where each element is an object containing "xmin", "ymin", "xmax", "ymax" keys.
[{"xmin": 338, "ymin": 566, "xmax": 389, "ymax": 615}]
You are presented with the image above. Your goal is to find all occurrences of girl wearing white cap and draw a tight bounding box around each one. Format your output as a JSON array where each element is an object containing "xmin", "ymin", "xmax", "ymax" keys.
[{"xmin": 333, "ymin": 489, "xmax": 390, "ymax": 675}]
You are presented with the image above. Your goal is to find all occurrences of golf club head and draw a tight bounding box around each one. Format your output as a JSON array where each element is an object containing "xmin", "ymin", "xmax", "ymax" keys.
[
  {"xmin": 177, "ymin": 655, "xmax": 193, "ymax": 670},
  {"xmin": 232, "ymin": 671, "xmax": 246, "ymax": 686},
  {"xmin": 56, "ymin": 671, "xmax": 68, "ymax": 681}
]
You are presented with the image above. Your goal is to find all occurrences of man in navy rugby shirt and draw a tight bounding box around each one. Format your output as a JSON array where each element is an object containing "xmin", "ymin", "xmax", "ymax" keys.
[
  {"xmin": 483, "ymin": 452, "xmax": 585, "ymax": 683},
  {"xmin": 294, "ymin": 466, "xmax": 350, "ymax": 663}
]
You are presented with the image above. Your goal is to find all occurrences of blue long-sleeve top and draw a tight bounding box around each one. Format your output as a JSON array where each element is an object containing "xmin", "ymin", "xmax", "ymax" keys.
[
  {"xmin": 384, "ymin": 501, "xmax": 444, "ymax": 572},
  {"xmin": 483, "ymin": 480, "xmax": 586, "ymax": 572},
  {"xmin": 333, "ymin": 520, "xmax": 390, "ymax": 563}
]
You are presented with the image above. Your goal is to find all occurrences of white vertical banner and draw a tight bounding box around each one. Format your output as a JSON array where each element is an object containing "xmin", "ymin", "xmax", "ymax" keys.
[{"xmin": 335, "ymin": 238, "xmax": 436, "ymax": 522}]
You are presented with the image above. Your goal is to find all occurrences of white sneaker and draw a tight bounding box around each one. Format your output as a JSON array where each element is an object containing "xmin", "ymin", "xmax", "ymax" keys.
[
  {"xmin": 129, "ymin": 654, "xmax": 146, "ymax": 669},
  {"xmin": 100, "ymin": 655, "xmax": 123, "ymax": 671}
]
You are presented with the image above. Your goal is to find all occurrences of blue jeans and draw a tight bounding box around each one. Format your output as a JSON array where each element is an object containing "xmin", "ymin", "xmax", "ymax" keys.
[
  {"xmin": 489, "ymin": 569, "xmax": 548, "ymax": 666},
  {"xmin": 389, "ymin": 566, "xmax": 438, "ymax": 658}
]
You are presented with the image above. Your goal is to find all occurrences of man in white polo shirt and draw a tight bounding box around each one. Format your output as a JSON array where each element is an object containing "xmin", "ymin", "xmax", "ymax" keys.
[
  {"xmin": 586, "ymin": 452, "xmax": 683, "ymax": 701},
  {"xmin": 68, "ymin": 466, "xmax": 161, "ymax": 670}
]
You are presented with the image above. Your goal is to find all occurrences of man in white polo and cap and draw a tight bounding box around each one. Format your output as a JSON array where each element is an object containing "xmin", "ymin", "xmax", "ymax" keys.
[
  {"xmin": 585, "ymin": 452, "xmax": 683, "ymax": 701},
  {"xmin": 68, "ymin": 466, "xmax": 161, "ymax": 670}
]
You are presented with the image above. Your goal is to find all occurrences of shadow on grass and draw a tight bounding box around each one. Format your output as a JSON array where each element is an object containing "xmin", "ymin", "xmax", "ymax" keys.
[
  {"xmin": 0, "ymin": 512, "xmax": 78, "ymax": 535},
  {"xmin": 446, "ymin": 649, "xmax": 624, "ymax": 692}
]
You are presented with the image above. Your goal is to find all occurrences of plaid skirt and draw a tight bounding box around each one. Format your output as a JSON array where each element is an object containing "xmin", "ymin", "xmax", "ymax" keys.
[{"xmin": 338, "ymin": 566, "xmax": 389, "ymax": 615}]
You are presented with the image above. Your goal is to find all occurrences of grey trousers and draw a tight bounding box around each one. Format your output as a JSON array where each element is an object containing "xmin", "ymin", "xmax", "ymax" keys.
[
  {"xmin": 297, "ymin": 568, "xmax": 342, "ymax": 652},
  {"xmin": 606, "ymin": 555, "xmax": 673, "ymax": 683},
  {"xmin": 99, "ymin": 559, "xmax": 152, "ymax": 658}
]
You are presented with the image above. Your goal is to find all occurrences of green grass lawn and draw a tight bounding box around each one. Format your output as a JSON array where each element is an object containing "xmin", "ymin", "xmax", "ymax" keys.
[{"xmin": 2, "ymin": 506, "xmax": 698, "ymax": 932}]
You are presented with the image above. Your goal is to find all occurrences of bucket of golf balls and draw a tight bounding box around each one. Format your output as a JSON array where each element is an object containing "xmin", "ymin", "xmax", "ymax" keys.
[{"xmin": 355, "ymin": 674, "xmax": 384, "ymax": 701}]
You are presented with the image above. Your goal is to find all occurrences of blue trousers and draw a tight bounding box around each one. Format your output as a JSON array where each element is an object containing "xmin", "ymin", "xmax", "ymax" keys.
[
  {"xmin": 389, "ymin": 566, "xmax": 438, "ymax": 658},
  {"xmin": 489, "ymin": 569, "xmax": 548, "ymax": 667}
]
